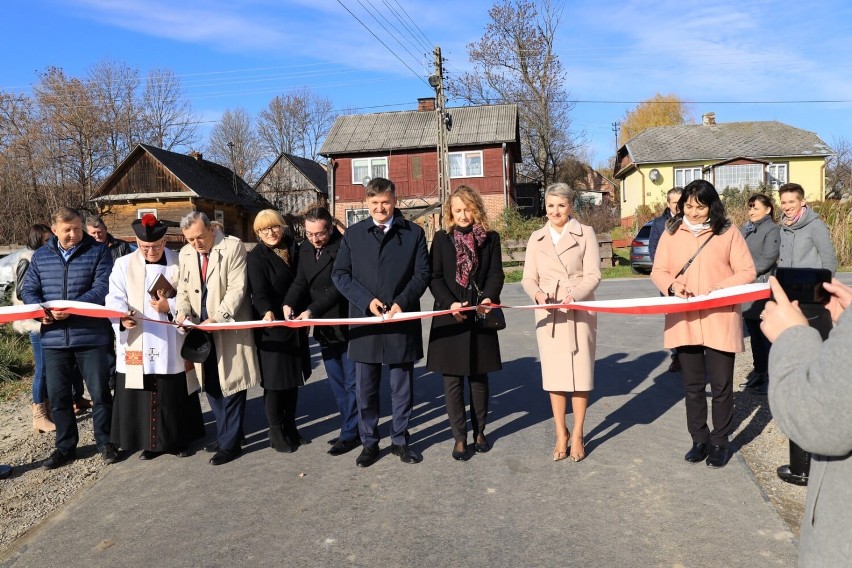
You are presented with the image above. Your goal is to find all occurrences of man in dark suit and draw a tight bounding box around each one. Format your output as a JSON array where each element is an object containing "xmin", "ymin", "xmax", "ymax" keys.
[
  {"xmin": 332, "ymin": 178, "xmax": 431, "ymax": 467},
  {"xmin": 284, "ymin": 207, "xmax": 359, "ymax": 456}
]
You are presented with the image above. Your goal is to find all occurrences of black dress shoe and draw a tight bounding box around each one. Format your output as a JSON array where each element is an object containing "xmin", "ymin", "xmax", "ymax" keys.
[
  {"xmin": 684, "ymin": 442, "xmax": 709, "ymax": 463},
  {"xmin": 139, "ymin": 450, "xmax": 162, "ymax": 461},
  {"xmin": 205, "ymin": 442, "xmax": 219, "ymax": 453},
  {"xmin": 172, "ymin": 447, "xmax": 191, "ymax": 458},
  {"xmin": 42, "ymin": 449, "xmax": 75, "ymax": 470},
  {"xmin": 355, "ymin": 445, "xmax": 380, "ymax": 468},
  {"xmin": 328, "ymin": 438, "xmax": 361, "ymax": 456},
  {"xmin": 474, "ymin": 434, "xmax": 491, "ymax": 453},
  {"xmin": 209, "ymin": 447, "xmax": 242, "ymax": 466},
  {"xmin": 100, "ymin": 444, "xmax": 121, "ymax": 465},
  {"xmin": 391, "ymin": 443, "xmax": 422, "ymax": 464},
  {"xmin": 327, "ymin": 437, "xmax": 340, "ymax": 446},
  {"xmin": 451, "ymin": 441, "xmax": 469, "ymax": 461},
  {"xmin": 706, "ymin": 445, "xmax": 731, "ymax": 468}
]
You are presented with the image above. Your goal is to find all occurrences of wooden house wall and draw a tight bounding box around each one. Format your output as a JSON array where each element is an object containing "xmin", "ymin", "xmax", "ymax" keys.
[
  {"xmin": 333, "ymin": 145, "xmax": 512, "ymax": 201},
  {"xmin": 112, "ymin": 153, "xmax": 189, "ymax": 194},
  {"xmin": 256, "ymin": 161, "xmax": 328, "ymax": 215},
  {"xmin": 98, "ymin": 199, "xmax": 257, "ymax": 243}
]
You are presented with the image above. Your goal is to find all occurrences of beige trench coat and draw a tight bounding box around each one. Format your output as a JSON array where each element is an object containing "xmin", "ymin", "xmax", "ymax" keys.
[
  {"xmin": 175, "ymin": 233, "xmax": 260, "ymax": 397},
  {"xmin": 522, "ymin": 219, "xmax": 601, "ymax": 392},
  {"xmin": 650, "ymin": 220, "xmax": 756, "ymax": 353}
]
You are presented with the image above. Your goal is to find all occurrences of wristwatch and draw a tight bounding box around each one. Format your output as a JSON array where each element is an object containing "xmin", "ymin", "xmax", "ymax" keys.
[{"xmin": 668, "ymin": 283, "xmax": 676, "ymax": 296}]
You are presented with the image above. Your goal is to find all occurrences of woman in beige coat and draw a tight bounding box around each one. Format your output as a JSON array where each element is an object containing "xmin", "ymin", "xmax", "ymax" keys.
[
  {"xmin": 651, "ymin": 180, "xmax": 755, "ymax": 469},
  {"xmin": 522, "ymin": 183, "xmax": 601, "ymax": 462}
]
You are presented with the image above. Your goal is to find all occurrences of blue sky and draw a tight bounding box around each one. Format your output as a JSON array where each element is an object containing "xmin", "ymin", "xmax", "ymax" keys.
[{"xmin": 4, "ymin": 0, "xmax": 852, "ymax": 167}]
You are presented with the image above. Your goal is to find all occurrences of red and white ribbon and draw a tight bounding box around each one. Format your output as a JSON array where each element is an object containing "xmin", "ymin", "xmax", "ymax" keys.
[{"xmin": 1, "ymin": 283, "xmax": 770, "ymax": 330}]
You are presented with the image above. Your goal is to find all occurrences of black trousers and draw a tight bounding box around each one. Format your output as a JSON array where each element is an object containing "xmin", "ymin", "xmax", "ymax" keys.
[
  {"xmin": 263, "ymin": 387, "xmax": 299, "ymax": 436},
  {"xmin": 443, "ymin": 374, "xmax": 489, "ymax": 442},
  {"xmin": 678, "ymin": 346, "xmax": 735, "ymax": 447}
]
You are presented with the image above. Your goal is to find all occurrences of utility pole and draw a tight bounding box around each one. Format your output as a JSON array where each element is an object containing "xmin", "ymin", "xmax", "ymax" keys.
[
  {"xmin": 429, "ymin": 46, "xmax": 451, "ymax": 204},
  {"xmin": 227, "ymin": 141, "xmax": 239, "ymax": 195}
]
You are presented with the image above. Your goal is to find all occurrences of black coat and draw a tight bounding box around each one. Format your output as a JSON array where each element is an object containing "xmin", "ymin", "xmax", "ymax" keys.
[
  {"xmin": 246, "ymin": 238, "xmax": 307, "ymax": 389},
  {"xmin": 331, "ymin": 211, "xmax": 430, "ymax": 364},
  {"xmin": 426, "ymin": 229, "xmax": 504, "ymax": 376},
  {"xmin": 283, "ymin": 229, "xmax": 349, "ymax": 348}
]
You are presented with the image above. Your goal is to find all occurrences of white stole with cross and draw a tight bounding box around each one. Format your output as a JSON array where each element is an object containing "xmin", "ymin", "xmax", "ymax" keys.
[{"xmin": 110, "ymin": 249, "xmax": 199, "ymax": 393}]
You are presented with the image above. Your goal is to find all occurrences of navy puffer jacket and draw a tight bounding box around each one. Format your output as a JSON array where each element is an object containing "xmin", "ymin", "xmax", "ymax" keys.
[{"xmin": 20, "ymin": 234, "xmax": 113, "ymax": 349}]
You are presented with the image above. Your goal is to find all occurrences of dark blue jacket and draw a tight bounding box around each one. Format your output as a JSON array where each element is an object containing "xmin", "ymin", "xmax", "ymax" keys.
[
  {"xmin": 648, "ymin": 208, "xmax": 674, "ymax": 262},
  {"xmin": 332, "ymin": 211, "xmax": 430, "ymax": 364},
  {"xmin": 20, "ymin": 233, "xmax": 113, "ymax": 349}
]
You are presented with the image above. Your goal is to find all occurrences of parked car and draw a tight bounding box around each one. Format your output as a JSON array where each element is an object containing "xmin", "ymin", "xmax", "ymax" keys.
[
  {"xmin": 630, "ymin": 221, "xmax": 653, "ymax": 274},
  {"xmin": 0, "ymin": 248, "xmax": 26, "ymax": 295}
]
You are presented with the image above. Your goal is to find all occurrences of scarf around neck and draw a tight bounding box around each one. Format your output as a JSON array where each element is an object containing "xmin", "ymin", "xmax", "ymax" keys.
[
  {"xmin": 452, "ymin": 224, "xmax": 487, "ymax": 288},
  {"xmin": 683, "ymin": 217, "xmax": 711, "ymax": 236}
]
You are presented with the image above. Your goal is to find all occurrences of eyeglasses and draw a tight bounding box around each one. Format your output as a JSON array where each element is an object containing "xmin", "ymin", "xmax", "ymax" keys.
[
  {"xmin": 138, "ymin": 243, "xmax": 165, "ymax": 252},
  {"xmin": 258, "ymin": 226, "xmax": 283, "ymax": 235},
  {"xmin": 305, "ymin": 229, "xmax": 329, "ymax": 239}
]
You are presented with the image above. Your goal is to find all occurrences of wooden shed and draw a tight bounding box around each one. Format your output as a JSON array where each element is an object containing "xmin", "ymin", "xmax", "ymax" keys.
[
  {"xmin": 90, "ymin": 144, "xmax": 274, "ymax": 243},
  {"xmin": 254, "ymin": 153, "xmax": 328, "ymax": 216}
]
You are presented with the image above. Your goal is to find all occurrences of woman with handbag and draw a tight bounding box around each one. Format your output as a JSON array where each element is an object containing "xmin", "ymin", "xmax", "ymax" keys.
[
  {"xmin": 651, "ymin": 180, "xmax": 756, "ymax": 468},
  {"xmin": 247, "ymin": 209, "xmax": 310, "ymax": 453},
  {"xmin": 522, "ymin": 183, "xmax": 601, "ymax": 462},
  {"xmin": 426, "ymin": 185, "xmax": 505, "ymax": 461},
  {"xmin": 739, "ymin": 194, "xmax": 780, "ymax": 395}
]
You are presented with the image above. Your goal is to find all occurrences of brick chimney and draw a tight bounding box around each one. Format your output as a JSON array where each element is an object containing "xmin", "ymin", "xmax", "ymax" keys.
[
  {"xmin": 702, "ymin": 112, "xmax": 716, "ymax": 126},
  {"xmin": 189, "ymin": 150, "xmax": 203, "ymax": 161},
  {"xmin": 417, "ymin": 97, "xmax": 436, "ymax": 112}
]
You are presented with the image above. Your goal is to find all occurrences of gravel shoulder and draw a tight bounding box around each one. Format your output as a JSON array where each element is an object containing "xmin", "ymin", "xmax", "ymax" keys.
[{"xmin": 0, "ymin": 336, "xmax": 806, "ymax": 554}]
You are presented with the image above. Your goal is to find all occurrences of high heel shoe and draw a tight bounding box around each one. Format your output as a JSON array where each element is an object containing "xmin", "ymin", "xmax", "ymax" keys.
[
  {"xmin": 552, "ymin": 431, "xmax": 570, "ymax": 461},
  {"xmin": 570, "ymin": 436, "xmax": 585, "ymax": 462}
]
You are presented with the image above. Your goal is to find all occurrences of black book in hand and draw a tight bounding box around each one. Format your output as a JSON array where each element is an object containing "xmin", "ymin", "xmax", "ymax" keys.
[{"xmin": 147, "ymin": 273, "xmax": 177, "ymax": 300}]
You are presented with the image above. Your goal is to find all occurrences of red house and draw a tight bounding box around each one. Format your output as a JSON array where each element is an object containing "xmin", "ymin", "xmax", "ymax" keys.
[{"xmin": 319, "ymin": 99, "xmax": 521, "ymax": 233}]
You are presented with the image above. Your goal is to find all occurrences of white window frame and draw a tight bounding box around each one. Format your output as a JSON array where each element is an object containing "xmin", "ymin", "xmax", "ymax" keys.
[
  {"xmin": 448, "ymin": 150, "xmax": 484, "ymax": 178},
  {"xmin": 346, "ymin": 208, "xmax": 370, "ymax": 227},
  {"xmin": 674, "ymin": 167, "xmax": 702, "ymax": 187},
  {"xmin": 714, "ymin": 164, "xmax": 763, "ymax": 191},
  {"xmin": 351, "ymin": 157, "xmax": 388, "ymax": 185},
  {"xmin": 767, "ymin": 163, "xmax": 788, "ymax": 187},
  {"xmin": 136, "ymin": 208, "xmax": 157, "ymax": 218}
]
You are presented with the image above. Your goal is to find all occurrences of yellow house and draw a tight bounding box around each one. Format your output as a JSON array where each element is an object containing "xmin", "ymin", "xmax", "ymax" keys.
[{"xmin": 613, "ymin": 114, "xmax": 834, "ymax": 225}]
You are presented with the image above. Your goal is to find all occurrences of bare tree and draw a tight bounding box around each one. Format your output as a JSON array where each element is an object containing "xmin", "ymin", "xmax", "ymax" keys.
[
  {"xmin": 88, "ymin": 59, "xmax": 141, "ymax": 168},
  {"xmin": 449, "ymin": 0, "xmax": 581, "ymax": 187},
  {"xmin": 34, "ymin": 66, "xmax": 110, "ymax": 204},
  {"xmin": 207, "ymin": 108, "xmax": 263, "ymax": 185},
  {"xmin": 141, "ymin": 68, "xmax": 199, "ymax": 151},
  {"xmin": 826, "ymin": 137, "xmax": 852, "ymax": 200},
  {"xmin": 256, "ymin": 87, "xmax": 336, "ymax": 161}
]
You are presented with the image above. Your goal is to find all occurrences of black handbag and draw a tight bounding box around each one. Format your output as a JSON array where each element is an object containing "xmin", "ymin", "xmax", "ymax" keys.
[{"xmin": 472, "ymin": 281, "xmax": 506, "ymax": 331}]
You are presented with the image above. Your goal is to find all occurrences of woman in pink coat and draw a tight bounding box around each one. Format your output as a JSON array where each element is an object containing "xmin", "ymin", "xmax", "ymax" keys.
[
  {"xmin": 522, "ymin": 183, "xmax": 601, "ymax": 462},
  {"xmin": 651, "ymin": 180, "xmax": 756, "ymax": 469}
]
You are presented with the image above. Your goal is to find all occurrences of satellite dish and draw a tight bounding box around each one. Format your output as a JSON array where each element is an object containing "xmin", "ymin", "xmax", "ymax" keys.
[{"xmin": 362, "ymin": 176, "xmax": 372, "ymax": 187}]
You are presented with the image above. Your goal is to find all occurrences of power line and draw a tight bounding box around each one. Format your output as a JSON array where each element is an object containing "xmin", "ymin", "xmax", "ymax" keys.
[
  {"xmin": 388, "ymin": 0, "xmax": 434, "ymax": 51},
  {"xmin": 380, "ymin": 0, "xmax": 432, "ymax": 54},
  {"xmin": 353, "ymin": 0, "xmax": 426, "ymax": 73},
  {"xmin": 336, "ymin": 0, "xmax": 430, "ymax": 88}
]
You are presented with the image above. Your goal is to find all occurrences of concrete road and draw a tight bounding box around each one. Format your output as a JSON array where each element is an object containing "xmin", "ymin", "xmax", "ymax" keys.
[{"xmin": 1, "ymin": 279, "xmax": 803, "ymax": 567}]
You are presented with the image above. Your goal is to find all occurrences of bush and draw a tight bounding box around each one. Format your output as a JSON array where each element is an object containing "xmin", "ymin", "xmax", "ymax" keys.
[
  {"xmin": 495, "ymin": 206, "xmax": 542, "ymax": 245},
  {"xmin": 574, "ymin": 202, "xmax": 620, "ymax": 236}
]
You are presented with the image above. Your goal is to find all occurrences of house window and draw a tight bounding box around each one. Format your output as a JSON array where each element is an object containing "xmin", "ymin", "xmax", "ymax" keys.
[
  {"xmin": 411, "ymin": 156, "xmax": 422, "ymax": 180},
  {"xmin": 346, "ymin": 208, "xmax": 370, "ymax": 227},
  {"xmin": 767, "ymin": 163, "xmax": 788, "ymax": 187},
  {"xmin": 714, "ymin": 164, "xmax": 763, "ymax": 191},
  {"xmin": 449, "ymin": 151, "xmax": 483, "ymax": 178},
  {"xmin": 351, "ymin": 157, "xmax": 388, "ymax": 185},
  {"xmin": 137, "ymin": 208, "xmax": 157, "ymax": 218},
  {"xmin": 214, "ymin": 210, "xmax": 224, "ymax": 225},
  {"xmin": 674, "ymin": 168, "xmax": 702, "ymax": 187}
]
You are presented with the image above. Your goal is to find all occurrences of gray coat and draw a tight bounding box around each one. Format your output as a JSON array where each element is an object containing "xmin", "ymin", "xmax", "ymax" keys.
[
  {"xmin": 740, "ymin": 216, "xmax": 780, "ymax": 319},
  {"xmin": 778, "ymin": 208, "xmax": 838, "ymax": 274},
  {"xmin": 769, "ymin": 308, "xmax": 852, "ymax": 566}
]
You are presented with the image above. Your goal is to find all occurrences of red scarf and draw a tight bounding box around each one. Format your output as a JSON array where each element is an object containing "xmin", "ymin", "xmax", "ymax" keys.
[{"xmin": 453, "ymin": 224, "xmax": 487, "ymax": 287}]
